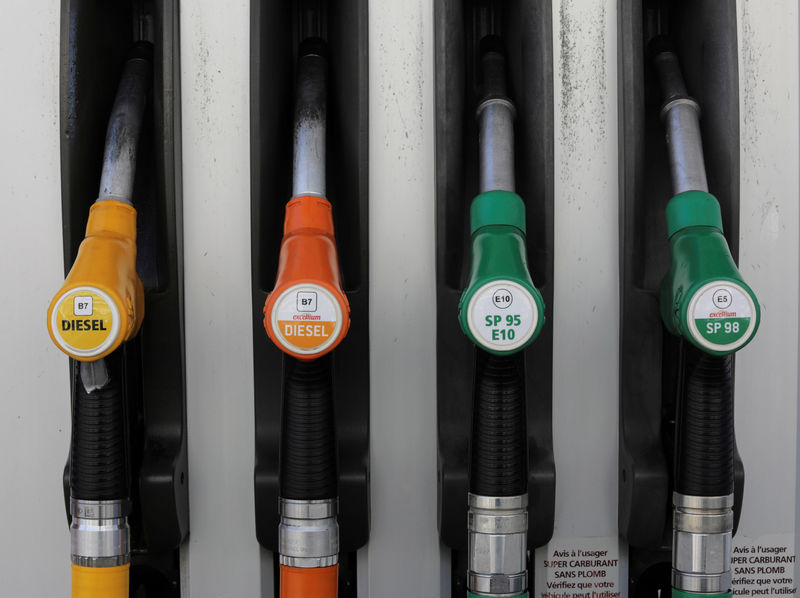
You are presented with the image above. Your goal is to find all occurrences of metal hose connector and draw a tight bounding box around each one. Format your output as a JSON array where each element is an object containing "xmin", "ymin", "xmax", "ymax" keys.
[
  {"xmin": 672, "ymin": 493, "xmax": 734, "ymax": 594},
  {"xmin": 70, "ymin": 498, "xmax": 130, "ymax": 567},
  {"xmin": 279, "ymin": 497, "xmax": 339, "ymax": 568},
  {"xmin": 468, "ymin": 493, "xmax": 528, "ymax": 596}
]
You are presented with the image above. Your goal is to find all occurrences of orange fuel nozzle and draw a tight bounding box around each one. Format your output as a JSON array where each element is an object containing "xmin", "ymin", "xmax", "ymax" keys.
[
  {"xmin": 47, "ymin": 200, "xmax": 144, "ymax": 361},
  {"xmin": 263, "ymin": 195, "xmax": 350, "ymax": 360}
]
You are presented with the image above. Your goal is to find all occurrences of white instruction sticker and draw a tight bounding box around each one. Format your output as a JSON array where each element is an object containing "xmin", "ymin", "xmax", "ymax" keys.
[
  {"xmin": 732, "ymin": 534, "xmax": 796, "ymax": 597},
  {"xmin": 535, "ymin": 537, "xmax": 623, "ymax": 598},
  {"xmin": 270, "ymin": 283, "xmax": 343, "ymax": 355},
  {"xmin": 467, "ymin": 280, "xmax": 538, "ymax": 352}
]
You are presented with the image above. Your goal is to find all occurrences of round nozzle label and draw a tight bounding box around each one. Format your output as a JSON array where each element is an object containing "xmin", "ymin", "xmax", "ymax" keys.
[
  {"xmin": 269, "ymin": 283, "xmax": 343, "ymax": 356},
  {"xmin": 686, "ymin": 281, "xmax": 757, "ymax": 352},
  {"xmin": 49, "ymin": 286, "xmax": 121, "ymax": 359},
  {"xmin": 466, "ymin": 281, "xmax": 539, "ymax": 352}
]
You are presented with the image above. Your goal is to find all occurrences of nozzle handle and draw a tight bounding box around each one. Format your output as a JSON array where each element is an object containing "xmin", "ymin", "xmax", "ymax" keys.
[
  {"xmin": 47, "ymin": 201, "xmax": 144, "ymax": 361},
  {"xmin": 459, "ymin": 191, "xmax": 545, "ymax": 355},
  {"xmin": 660, "ymin": 192, "xmax": 760, "ymax": 356},
  {"xmin": 263, "ymin": 196, "xmax": 350, "ymax": 360}
]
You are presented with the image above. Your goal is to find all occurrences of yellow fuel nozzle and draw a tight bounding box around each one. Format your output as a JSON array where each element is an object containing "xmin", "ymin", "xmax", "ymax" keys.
[{"xmin": 47, "ymin": 200, "xmax": 144, "ymax": 361}]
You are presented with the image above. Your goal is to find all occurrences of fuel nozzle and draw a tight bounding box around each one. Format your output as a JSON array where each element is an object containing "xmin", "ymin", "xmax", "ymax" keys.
[
  {"xmin": 47, "ymin": 42, "xmax": 153, "ymax": 598},
  {"xmin": 652, "ymin": 37, "xmax": 754, "ymax": 598},
  {"xmin": 652, "ymin": 38, "xmax": 760, "ymax": 356},
  {"xmin": 464, "ymin": 36, "xmax": 532, "ymax": 598},
  {"xmin": 263, "ymin": 38, "xmax": 350, "ymax": 361},
  {"xmin": 266, "ymin": 36, "xmax": 341, "ymax": 598},
  {"xmin": 47, "ymin": 43, "xmax": 152, "ymax": 361},
  {"xmin": 458, "ymin": 36, "xmax": 545, "ymax": 356}
]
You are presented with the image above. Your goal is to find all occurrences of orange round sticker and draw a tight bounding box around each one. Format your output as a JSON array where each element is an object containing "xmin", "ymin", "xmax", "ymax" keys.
[{"xmin": 50, "ymin": 287, "xmax": 120, "ymax": 359}]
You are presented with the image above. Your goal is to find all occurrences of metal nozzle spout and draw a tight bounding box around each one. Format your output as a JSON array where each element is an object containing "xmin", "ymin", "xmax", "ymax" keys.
[
  {"xmin": 477, "ymin": 36, "xmax": 515, "ymax": 194},
  {"xmin": 97, "ymin": 42, "xmax": 153, "ymax": 206},
  {"xmin": 651, "ymin": 40, "xmax": 709, "ymax": 195},
  {"xmin": 293, "ymin": 38, "xmax": 328, "ymax": 198}
]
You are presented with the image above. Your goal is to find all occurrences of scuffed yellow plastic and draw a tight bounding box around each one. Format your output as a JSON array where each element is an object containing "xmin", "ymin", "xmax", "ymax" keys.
[{"xmin": 47, "ymin": 200, "xmax": 144, "ymax": 361}]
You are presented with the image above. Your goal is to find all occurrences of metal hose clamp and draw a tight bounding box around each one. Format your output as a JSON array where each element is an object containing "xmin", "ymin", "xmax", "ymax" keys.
[
  {"xmin": 279, "ymin": 497, "xmax": 339, "ymax": 568},
  {"xmin": 70, "ymin": 498, "xmax": 130, "ymax": 567},
  {"xmin": 672, "ymin": 493, "xmax": 734, "ymax": 593},
  {"xmin": 468, "ymin": 493, "xmax": 529, "ymax": 595}
]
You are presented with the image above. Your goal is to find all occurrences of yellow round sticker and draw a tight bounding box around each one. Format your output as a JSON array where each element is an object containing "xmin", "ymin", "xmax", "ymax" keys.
[{"xmin": 50, "ymin": 286, "xmax": 120, "ymax": 358}]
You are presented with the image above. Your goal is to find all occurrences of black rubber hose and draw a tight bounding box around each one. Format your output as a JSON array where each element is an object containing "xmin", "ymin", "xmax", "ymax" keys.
[
  {"xmin": 469, "ymin": 351, "xmax": 528, "ymax": 497},
  {"xmin": 674, "ymin": 346, "xmax": 735, "ymax": 496},
  {"xmin": 280, "ymin": 355, "xmax": 338, "ymax": 500},
  {"xmin": 70, "ymin": 356, "xmax": 128, "ymax": 501}
]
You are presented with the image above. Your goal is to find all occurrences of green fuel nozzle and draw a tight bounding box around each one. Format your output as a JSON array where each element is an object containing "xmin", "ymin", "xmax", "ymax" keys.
[
  {"xmin": 660, "ymin": 190, "xmax": 760, "ymax": 356},
  {"xmin": 652, "ymin": 37, "xmax": 753, "ymax": 598},
  {"xmin": 463, "ymin": 36, "xmax": 532, "ymax": 598},
  {"xmin": 458, "ymin": 38, "xmax": 545, "ymax": 356},
  {"xmin": 459, "ymin": 191, "xmax": 545, "ymax": 355},
  {"xmin": 653, "ymin": 41, "xmax": 760, "ymax": 357}
]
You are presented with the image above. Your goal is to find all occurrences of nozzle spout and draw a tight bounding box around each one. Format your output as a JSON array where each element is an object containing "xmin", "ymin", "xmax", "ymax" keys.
[
  {"xmin": 477, "ymin": 36, "xmax": 515, "ymax": 194},
  {"xmin": 293, "ymin": 38, "xmax": 328, "ymax": 198},
  {"xmin": 97, "ymin": 42, "xmax": 153, "ymax": 205},
  {"xmin": 651, "ymin": 40, "xmax": 709, "ymax": 195}
]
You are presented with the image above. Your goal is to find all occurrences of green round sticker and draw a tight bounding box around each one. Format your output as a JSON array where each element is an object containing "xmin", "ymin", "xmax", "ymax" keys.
[{"xmin": 686, "ymin": 281, "xmax": 756, "ymax": 352}]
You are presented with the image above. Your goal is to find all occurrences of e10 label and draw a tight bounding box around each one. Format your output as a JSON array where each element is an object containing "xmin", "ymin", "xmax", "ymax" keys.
[
  {"xmin": 485, "ymin": 314, "xmax": 522, "ymax": 341},
  {"xmin": 467, "ymin": 281, "xmax": 538, "ymax": 352}
]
